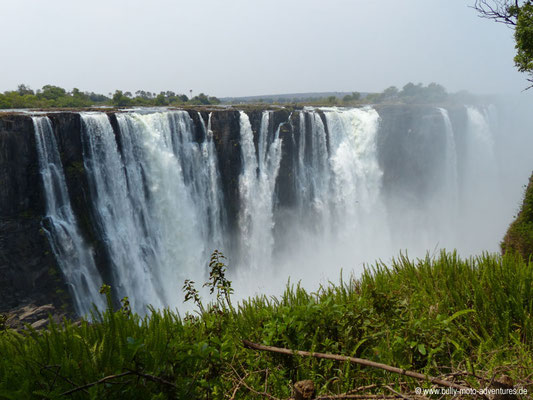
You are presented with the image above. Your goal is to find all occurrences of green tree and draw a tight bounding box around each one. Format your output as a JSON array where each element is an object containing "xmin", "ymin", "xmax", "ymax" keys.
[
  {"xmin": 154, "ymin": 93, "xmax": 168, "ymax": 106},
  {"xmin": 112, "ymin": 90, "xmax": 133, "ymax": 107},
  {"xmin": 17, "ymin": 84, "xmax": 34, "ymax": 96},
  {"xmin": 474, "ymin": 0, "xmax": 533, "ymax": 87},
  {"xmin": 39, "ymin": 84, "xmax": 66, "ymax": 100},
  {"xmin": 378, "ymin": 86, "xmax": 399, "ymax": 102}
]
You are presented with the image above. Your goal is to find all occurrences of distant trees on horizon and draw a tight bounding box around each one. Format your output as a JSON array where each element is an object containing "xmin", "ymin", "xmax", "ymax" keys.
[
  {"xmin": 0, "ymin": 82, "xmax": 481, "ymax": 109},
  {"xmin": 0, "ymin": 84, "xmax": 221, "ymax": 109}
]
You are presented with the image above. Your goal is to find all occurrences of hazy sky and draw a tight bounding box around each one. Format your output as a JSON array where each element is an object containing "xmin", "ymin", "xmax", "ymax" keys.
[{"xmin": 0, "ymin": 0, "xmax": 527, "ymax": 97}]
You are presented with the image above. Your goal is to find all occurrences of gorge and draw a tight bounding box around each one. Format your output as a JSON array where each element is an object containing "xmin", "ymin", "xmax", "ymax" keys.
[{"xmin": 0, "ymin": 104, "xmax": 530, "ymax": 315}]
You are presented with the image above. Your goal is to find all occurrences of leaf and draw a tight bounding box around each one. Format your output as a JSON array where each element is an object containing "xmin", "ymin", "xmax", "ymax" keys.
[
  {"xmin": 418, "ymin": 343, "xmax": 426, "ymax": 355},
  {"xmin": 445, "ymin": 309, "xmax": 475, "ymax": 324}
]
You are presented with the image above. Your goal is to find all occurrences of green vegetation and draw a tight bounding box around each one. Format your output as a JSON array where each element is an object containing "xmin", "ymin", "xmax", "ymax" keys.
[
  {"xmin": 474, "ymin": 0, "xmax": 533, "ymax": 88},
  {"xmin": 502, "ymin": 173, "xmax": 533, "ymax": 259},
  {"xmin": 222, "ymin": 83, "xmax": 482, "ymax": 107},
  {"xmin": 365, "ymin": 82, "xmax": 449, "ymax": 104},
  {"xmin": 1, "ymin": 251, "xmax": 532, "ymax": 399},
  {"xmin": 0, "ymin": 85, "xmax": 220, "ymax": 109}
]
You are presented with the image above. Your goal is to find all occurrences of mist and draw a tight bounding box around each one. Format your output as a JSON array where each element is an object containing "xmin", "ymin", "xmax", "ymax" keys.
[{"xmin": 228, "ymin": 99, "xmax": 533, "ymax": 303}]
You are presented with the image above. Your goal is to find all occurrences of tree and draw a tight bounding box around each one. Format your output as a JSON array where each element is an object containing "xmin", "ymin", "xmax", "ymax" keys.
[
  {"xmin": 40, "ymin": 85, "xmax": 66, "ymax": 100},
  {"xmin": 17, "ymin": 84, "xmax": 34, "ymax": 96},
  {"xmin": 473, "ymin": 0, "xmax": 533, "ymax": 88},
  {"xmin": 342, "ymin": 92, "xmax": 361, "ymax": 103},
  {"xmin": 154, "ymin": 93, "xmax": 168, "ymax": 106},
  {"xmin": 112, "ymin": 90, "xmax": 132, "ymax": 107}
]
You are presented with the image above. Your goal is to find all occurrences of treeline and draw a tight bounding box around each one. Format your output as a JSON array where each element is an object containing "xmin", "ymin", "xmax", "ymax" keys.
[
  {"xmin": 366, "ymin": 82, "xmax": 449, "ymax": 104},
  {"xmin": 233, "ymin": 83, "xmax": 477, "ymax": 106},
  {"xmin": 0, "ymin": 84, "xmax": 221, "ymax": 109}
]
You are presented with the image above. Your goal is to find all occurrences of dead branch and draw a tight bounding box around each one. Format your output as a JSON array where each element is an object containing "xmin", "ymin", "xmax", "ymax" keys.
[
  {"xmin": 60, "ymin": 371, "xmax": 134, "ymax": 396},
  {"xmin": 384, "ymin": 385, "xmax": 410, "ymax": 400},
  {"xmin": 243, "ymin": 340, "xmax": 474, "ymax": 392},
  {"xmin": 60, "ymin": 369, "xmax": 177, "ymax": 396},
  {"xmin": 228, "ymin": 363, "xmax": 282, "ymax": 400},
  {"xmin": 129, "ymin": 370, "xmax": 178, "ymax": 389},
  {"xmin": 471, "ymin": 0, "xmax": 519, "ymax": 26}
]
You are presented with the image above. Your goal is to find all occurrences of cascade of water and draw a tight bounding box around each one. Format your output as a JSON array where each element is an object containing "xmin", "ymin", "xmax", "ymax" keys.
[
  {"xmin": 116, "ymin": 111, "xmax": 225, "ymax": 310},
  {"xmin": 314, "ymin": 108, "xmax": 386, "ymax": 253},
  {"xmin": 433, "ymin": 108, "xmax": 460, "ymax": 246},
  {"xmin": 459, "ymin": 106, "xmax": 501, "ymax": 251},
  {"xmin": 80, "ymin": 112, "xmax": 163, "ymax": 312},
  {"xmin": 238, "ymin": 111, "xmax": 283, "ymax": 269},
  {"xmin": 196, "ymin": 112, "xmax": 226, "ymax": 249},
  {"xmin": 42, "ymin": 105, "xmax": 513, "ymax": 312},
  {"xmin": 438, "ymin": 108, "xmax": 459, "ymax": 206},
  {"xmin": 32, "ymin": 116, "xmax": 104, "ymax": 315},
  {"xmin": 324, "ymin": 108, "xmax": 383, "ymax": 215},
  {"xmin": 293, "ymin": 110, "xmax": 331, "ymax": 231},
  {"xmin": 232, "ymin": 106, "xmax": 389, "ymax": 300}
]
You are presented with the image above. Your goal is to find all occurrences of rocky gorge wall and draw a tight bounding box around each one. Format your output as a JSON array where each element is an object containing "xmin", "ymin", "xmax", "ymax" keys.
[{"xmin": 0, "ymin": 105, "xmax": 489, "ymax": 314}]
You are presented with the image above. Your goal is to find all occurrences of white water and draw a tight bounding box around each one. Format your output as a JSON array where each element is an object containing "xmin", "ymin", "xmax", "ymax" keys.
[
  {"xmin": 232, "ymin": 107, "xmax": 389, "ymax": 298},
  {"xmin": 458, "ymin": 106, "xmax": 503, "ymax": 252},
  {"xmin": 32, "ymin": 116, "xmax": 104, "ymax": 315},
  {"xmin": 238, "ymin": 111, "xmax": 283, "ymax": 270},
  {"xmin": 80, "ymin": 111, "xmax": 225, "ymax": 313}
]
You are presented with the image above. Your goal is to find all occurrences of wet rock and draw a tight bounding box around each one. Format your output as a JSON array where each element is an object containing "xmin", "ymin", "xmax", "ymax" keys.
[{"xmin": 4, "ymin": 303, "xmax": 70, "ymax": 331}]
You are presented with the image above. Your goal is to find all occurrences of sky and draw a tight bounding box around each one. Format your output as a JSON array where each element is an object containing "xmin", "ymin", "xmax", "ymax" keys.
[{"xmin": 0, "ymin": 0, "xmax": 528, "ymax": 97}]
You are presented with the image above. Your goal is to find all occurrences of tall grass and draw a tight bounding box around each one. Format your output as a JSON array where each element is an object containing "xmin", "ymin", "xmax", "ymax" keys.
[{"xmin": 0, "ymin": 251, "xmax": 531, "ymax": 399}]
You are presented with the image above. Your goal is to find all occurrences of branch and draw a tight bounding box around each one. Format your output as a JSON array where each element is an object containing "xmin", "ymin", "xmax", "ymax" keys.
[
  {"xmin": 60, "ymin": 371, "xmax": 133, "ymax": 396},
  {"xmin": 129, "ymin": 370, "xmax": 178, "ymax": 389},
  {"xmin": 471, "ymin": 0, "xmax": 518, "ymax": 26},
  {"xmin": 384, "ymin": 385, "xmax": 410, "ymax": 400},
  {"xmin": 242, "ymin": 340, "xmax": 475, "ymax": 393},
  {"xmin": 60, "ymin": 370, "xmax": 177, "ymax": 396}
]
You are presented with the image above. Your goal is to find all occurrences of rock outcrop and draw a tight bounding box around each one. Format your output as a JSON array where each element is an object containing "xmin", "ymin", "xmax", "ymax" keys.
[{"xmin": 0, "ymin": 114, "xmax": 71, "ymax": 313}]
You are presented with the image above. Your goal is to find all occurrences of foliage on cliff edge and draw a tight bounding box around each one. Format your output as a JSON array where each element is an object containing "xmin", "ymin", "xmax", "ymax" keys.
[
  {"xmin": 502, "ymin": 172, "xmax": 533, "ymax": 259},
  {"xmin": 0, "ymin": 251, "xmax": 532, "ymax": 399}
]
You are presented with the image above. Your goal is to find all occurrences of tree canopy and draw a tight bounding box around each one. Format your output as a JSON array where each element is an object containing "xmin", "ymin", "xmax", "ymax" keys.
[
  {"xmin": 0, "ymin": 85, "xmax": 220, "ymax": 109},
  {"xmin": 474, "ymin": 0, "xmax": 533, "ymax": 88}
]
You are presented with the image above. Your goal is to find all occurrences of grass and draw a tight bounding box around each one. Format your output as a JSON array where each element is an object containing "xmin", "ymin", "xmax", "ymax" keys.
[{"xmin": 0, "ymin": 251, "xmax": 532, "ymax": 399}]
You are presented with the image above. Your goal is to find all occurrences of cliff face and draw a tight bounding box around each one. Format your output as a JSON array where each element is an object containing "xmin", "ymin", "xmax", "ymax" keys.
[
  {"xmin": 0, "ymin": 114, "xmax": 69, "ymax": 312},
  {"xmin": 0, "ymin": 106, "xmax": 470, "ymax": 313}
]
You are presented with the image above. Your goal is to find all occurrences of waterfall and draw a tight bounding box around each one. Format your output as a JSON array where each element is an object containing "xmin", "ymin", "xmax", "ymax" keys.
[
  {"xmin": 28, "ymin": 104, "xmax": 518, "ymax": 313},
  {"xmin": 294, "ymin": 109, "xmax": 331, "ymax": 231},
  {"xmin": 438, "ymin": 108, "xmax": 459, "ymax": 208},
  {"xmin": 32, "ymin": 116, "xmax": 104, "ymax": 315},
  {"xmin": 81, "ymin": 112, "xmax": 163, "ymax": 312},
  {"xmin": 458, "ymin": 106, "xmax": 502, "ymax": 251},
  {"xmin": 238, "ymin": 111, "xmax": 283, "ymax": 269},
  {"xmin": 80, "ymin": 111, "xmax": 225, "ymax": 313}
]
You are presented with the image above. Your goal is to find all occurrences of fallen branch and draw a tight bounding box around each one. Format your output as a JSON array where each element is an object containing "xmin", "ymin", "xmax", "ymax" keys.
[
  {"xmin": 243, "ymin": 340, "xmax": 473, "ymax": 392},
  {"xmin": 384, "ymin": 385, "xmax": 410, "ymax": 400},
  {"xmin": 60, "ymin": 369, "xmax": 177, "ymax": 396},
  {"xmin": 60, "ymin": 371, "xmax": 134, "ymax": 396},
  {"xmin": 129, "ymin": 370, "xmax": 178, "ymax": 389}
]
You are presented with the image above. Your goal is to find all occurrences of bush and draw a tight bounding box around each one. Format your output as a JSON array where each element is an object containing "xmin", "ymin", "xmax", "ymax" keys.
[{"xmin": 502, "ymin": 172, "xmax": 533, "ymax": 260}]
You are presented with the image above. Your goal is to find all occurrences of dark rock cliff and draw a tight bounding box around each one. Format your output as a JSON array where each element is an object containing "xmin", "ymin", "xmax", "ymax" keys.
[{"xmin": 0, "ymin": 114, "xmax": 70, "ymax": 312}]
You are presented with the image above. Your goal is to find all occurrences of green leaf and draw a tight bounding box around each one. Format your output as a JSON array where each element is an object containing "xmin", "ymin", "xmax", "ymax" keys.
[{"xmin": 445, "ymin": 309, "xmax": 475, "ymax": 324}]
